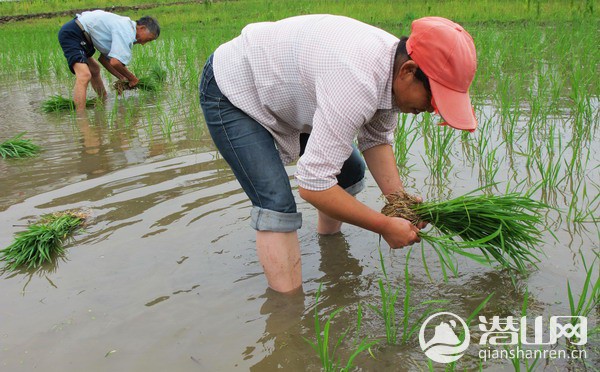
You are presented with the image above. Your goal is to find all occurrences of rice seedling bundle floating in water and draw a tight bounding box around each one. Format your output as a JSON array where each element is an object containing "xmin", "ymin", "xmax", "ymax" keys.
[
  {"xmin": 112, "ymin": 76, "xmax": 160, "ymax": 94},
  {"xmin": 381, "ymin": 188, "xmax": 548, "ymax": 273},
  {"xmin": 0, "ymin": 133, "xmax": 40, "ymax": 158},
  {"xmin": 0, "ymin": 211, "xmax": 87, "ymax": 272},
  {"xmin": 41, "ymin": 95, "xmax": 96, "ymax": 112}
]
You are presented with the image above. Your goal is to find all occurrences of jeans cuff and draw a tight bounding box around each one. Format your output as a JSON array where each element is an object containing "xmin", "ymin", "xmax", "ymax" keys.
[
  {"xmin": 250, "ymin": 207, "xmax": 303, "ymax": 232},
  {"xmin": 344, "ymin": 177, "xmax": 366, "ymax": 196}
]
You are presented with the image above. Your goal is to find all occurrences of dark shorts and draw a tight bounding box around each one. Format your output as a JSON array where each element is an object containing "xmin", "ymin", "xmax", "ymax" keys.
[
  {"xmin": 58, "ymin": 19, "xmax": 95, "ymax": 74},
  {"xmin": 199, "ymin": 54, "xmax": 366, "ymax": 232}
]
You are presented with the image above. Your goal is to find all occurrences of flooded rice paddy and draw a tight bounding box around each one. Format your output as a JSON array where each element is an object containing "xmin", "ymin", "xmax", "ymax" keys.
[{"xmin": 0, "ymin": 34, "xmax": 599, "ymax": 372}]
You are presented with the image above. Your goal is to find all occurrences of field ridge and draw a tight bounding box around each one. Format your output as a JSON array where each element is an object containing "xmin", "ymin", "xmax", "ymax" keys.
[{"xmin": 0, "ymin": 0, "xmax": 214, "ymax": 24}]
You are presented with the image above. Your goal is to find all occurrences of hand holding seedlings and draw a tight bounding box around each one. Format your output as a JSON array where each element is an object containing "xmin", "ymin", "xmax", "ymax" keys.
[
  {"xmin": 128, "ymin": 76, "xmax": 139, "ymax": 88},
  {"xmin": 380, "ymin": 216, "xmax": 421, "ymax": 248},
  {"xmin": 382, "ymin": 188, "xmax": 548, "ymax": 272},
  {"xmin": 113, "ymin": 76, "xmax": 160, "ymax": 95}
]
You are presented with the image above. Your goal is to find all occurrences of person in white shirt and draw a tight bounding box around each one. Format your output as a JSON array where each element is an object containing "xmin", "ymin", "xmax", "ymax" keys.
[
  {"xmin": 58, "ymin": 10, "xmax": 160, "ymax": 111},
  {"xmin": 200, "ymin": 15, "xmax": 478, "ymax": 293}
]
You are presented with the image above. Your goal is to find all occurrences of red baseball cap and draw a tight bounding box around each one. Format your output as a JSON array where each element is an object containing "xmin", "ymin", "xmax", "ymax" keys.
[{"xmin": 406, "ymin": 17, "xmax": 478, "ymax": 132}]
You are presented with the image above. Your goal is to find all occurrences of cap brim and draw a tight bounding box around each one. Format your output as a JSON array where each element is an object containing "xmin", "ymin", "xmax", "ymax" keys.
[{"xmin": 430, "ymin": 80, "xmax": 477, "ymax": 132}]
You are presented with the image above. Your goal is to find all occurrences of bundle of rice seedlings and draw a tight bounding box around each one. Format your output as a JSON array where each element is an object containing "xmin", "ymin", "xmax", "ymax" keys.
[
  {"xmin": 0, "ymin": 210, "xmax": 87, "ymax": 272},
  {"xmin": 0, "ymin": 133, "xmax": 40, "ymax": 158},
  {"xmin": 113, "ymin": 76, "xmax": 159, "ymax": 94},
  {"xmin": 41, "ymin": 95, "xmax": 96, "ymax": 112},
  {"xmin": 381, "ymin": 188, "xmax": 548, "ymax": 273},
  {"xmin": 149, "ymin": 65, "xmax": 167, "ymax": 83}
]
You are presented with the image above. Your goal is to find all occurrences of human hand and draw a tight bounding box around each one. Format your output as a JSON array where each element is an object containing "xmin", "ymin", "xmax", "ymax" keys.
[
  {"xmin": 380, "ymin": 216, "xmax": 421, "ymax": 249},
  {"xmin": 412, "ymin": 194, "xmax": 429, "ymax": 229},
  {"xmin": 383, "ymin": 190, "xmax": 429, "ymax": 229},
  {"xmin": 128, "ymin": 76, "xmax": 139, "ymax": 88}
]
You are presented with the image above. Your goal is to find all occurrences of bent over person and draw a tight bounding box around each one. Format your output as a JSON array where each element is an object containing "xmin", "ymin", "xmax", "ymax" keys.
[
  {"xmin": 199, "ymin": 15, "xmax": 478, "ymax": 293},
  {"xmin": 58, "ymin": 10, "xmax": 160, "ymax": 111}
]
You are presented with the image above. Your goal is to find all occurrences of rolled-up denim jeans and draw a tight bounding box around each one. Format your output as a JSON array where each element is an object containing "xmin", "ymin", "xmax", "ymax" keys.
[{"xmin": 199, "ymin": 54, "xmax": 365, "ymax": 232}]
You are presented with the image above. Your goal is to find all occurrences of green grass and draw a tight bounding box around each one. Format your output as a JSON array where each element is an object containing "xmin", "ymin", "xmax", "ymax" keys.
[
  {"xmin": 0, "ymin": 133, "xmax": 40, "ymax": 158},
  {"xmin": 0, "ymin": 211, "xmax": 87, "ymax": 271}
]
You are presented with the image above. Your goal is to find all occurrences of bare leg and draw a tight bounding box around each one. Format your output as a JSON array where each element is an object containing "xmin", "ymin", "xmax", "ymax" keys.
[
  {"xmin": 87, "ymin": 57, "xmax": 107, "ymax": 101},
  {"xmin": 317, "ymin": 210, "xmax": 343, "ymax": 235},
  {"xmin": 256, "ymin": 231, "xmax": 302, "ymax": 293},
  {"xmin": 72, "ymin": 63, "xmax": 92, "ymax": 112}
]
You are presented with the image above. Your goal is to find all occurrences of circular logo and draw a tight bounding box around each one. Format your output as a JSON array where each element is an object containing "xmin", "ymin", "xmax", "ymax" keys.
[{"xmin": 419, "ymin": 312, "xmax": 470, "ymax": 364}]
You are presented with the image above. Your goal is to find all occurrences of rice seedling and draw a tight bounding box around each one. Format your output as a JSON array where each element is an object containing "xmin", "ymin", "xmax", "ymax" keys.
[
  {"xmin": 442, "ymin": 292, "xmax": 494, "ymax": 371},
  {"xmin": 160, "ymin": 115, "xmax": 176, "ymax": 139},
  {"xmin": 496, "ymin": 73, "xmax": 522, "ymax": 124},
  {"xmin": 422, "ymin": 123, "xmax": 456, "ymax": 178},
  {"xmin": 369, "ymin": 248, "xmax": 401, "ymax": 345},
  {"xmin": 149, "ymin": 64, "xmax": 167, "ymax": 83},
  {"xmin": 398, "ymin": 249, "xmax": 448, "ymax": 344},
  {"xmin": 567, "ymin": 178, "xmax": 599, "ymax": 224},
  {"xmin": 304, "ymin": 283, "xmax": 378, "ymax": 371},
  {"xmin": 368, "ymin": 247, "xmax": 448, "ymax": 345},
  {"xmin": 0, "ymin": 210, "xmax": 87, "ymax": 272},
  {"xmin": 41, "ymin": 94, "xmax": 96, "ymax": 112},
  {"xmin": 533, "ymin": 147, "xmax": 566, "ymax": 194},
  {"xmin": 0, "ymin": 133, "xmax": 40, "ymax": 158},
  {"xmin": 479, "ymin": 147, "xmax": 501, "ymax": 186},
  {"xmin": 394, "ymin": 114, "xmax": 418, "ymax": 169},
  {"xmin": 506, "ymin": 291, "xmax": 542, "ymax": 372},
  {"xmin": 113, "ymin": 76, "xmax": 160, "ymax": 95},
  {"xmin": 566, "ymin": 252, "xmax": 600, "ymax": 342},
  {"xmin": 382, "ymin": 186, "xmax": 549, "ymax": 273}
]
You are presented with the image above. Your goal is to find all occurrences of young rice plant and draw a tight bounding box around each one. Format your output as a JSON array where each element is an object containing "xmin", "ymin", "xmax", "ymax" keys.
[
  {"xmin": 41, "ymin": 95, "xmax": 96, "ymax": 112},
  {"xmin": 0, "ymin": 211, "xmax": 87, "ymax": 271},
  {"xmin": 304, "ymin": 283, "xmax": 378, "ymax": 371},
  {"xmin": 382, "ymin": 186, "xmax": 549, "ymax": 273},
  {"xmin": 0, "ymin": 133, "xmax": 40, "ymax": 158},
  {"xmin": 369, "ymin": 247, "xmax": 448, "ymax": 345}
]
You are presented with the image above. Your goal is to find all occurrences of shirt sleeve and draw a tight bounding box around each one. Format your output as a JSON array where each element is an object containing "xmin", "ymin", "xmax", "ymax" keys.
[
  {"xmin": 357, "ymin": 110, "xmax": 398, "ymax": 152},
  {"xmin": 295, "ymin": 68, "xmax": 379, "ymax": 191},
  {"xmin": 108, "ymin": 29, "xmax": 134, "ymax": 65}
]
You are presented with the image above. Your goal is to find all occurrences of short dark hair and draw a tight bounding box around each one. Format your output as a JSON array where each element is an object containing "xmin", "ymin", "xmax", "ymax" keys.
[
  {"xmin": 395, "ymin": 36, "xmax": 431, "ymax": 94},
  {"xmin": 137, "ymin": 16, "xmax": 160, "ymax": 38}
]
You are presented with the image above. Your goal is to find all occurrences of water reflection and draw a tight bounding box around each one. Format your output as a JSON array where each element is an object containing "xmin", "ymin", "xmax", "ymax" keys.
[
  {"xmin": 249, "ymin": 288, "xmax": 307, "ymax": 371},
  {"xmin": 248, "ymin": 232, "xmax": 365, "ymax": 371},
  {"xmin": 75, "ymin": 111, "xmax": 169, "ymax": 179},
  {"xmin": 317, "ymin": 233, "xmax": 364, "ymax": 308},
  {"xmin": 75, "ymin": 113, "xmax": 109, "ymax": 178}
]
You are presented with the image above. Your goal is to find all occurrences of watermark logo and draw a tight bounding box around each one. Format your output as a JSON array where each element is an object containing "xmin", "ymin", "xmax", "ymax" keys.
[
  {"xmin": 420, "ymin": 313, "xmax": 588, "ymax": 364},
  {"xmin": 419, "ymin": 312, "xmax": 470, "ymax": 364},
  {"xmin": 478, "ymin": 315, "xmax": 587, "ymax": 346}
]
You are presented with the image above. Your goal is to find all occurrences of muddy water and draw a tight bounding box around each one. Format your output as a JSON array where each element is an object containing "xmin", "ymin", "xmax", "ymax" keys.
[{"xmin": 0, "ymin": 77, "xmax": 598, "ymax": 371}]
